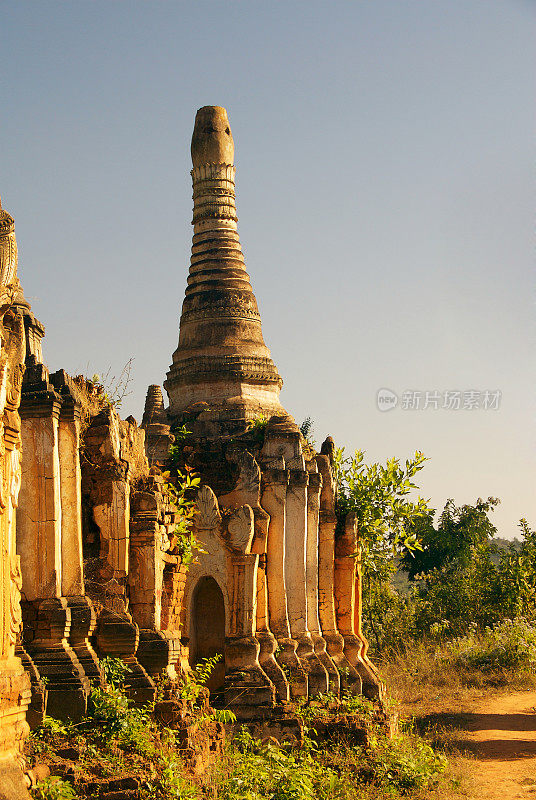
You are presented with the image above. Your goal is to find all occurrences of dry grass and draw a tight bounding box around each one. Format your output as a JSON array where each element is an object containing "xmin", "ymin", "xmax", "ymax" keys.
[
  {"xmin": 371, "ymin": 640, "xmax": 536, "ymax": 800},
  {"xmin": 376, "ymin": 640, "xmax": 536, "ymax": 717}
]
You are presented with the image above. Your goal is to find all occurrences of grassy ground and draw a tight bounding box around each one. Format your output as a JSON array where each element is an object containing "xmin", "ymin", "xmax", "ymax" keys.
[
  {"xmin": 31, "ymin": 628, "xmax": 536, "ymax": 800},
  {"xmin": 374, "ymin": 632, "xmax": 536, "ymax": 799},
  {"xmin": 28, "ymin": 674, "xmax": 453, "ymax": 800}
]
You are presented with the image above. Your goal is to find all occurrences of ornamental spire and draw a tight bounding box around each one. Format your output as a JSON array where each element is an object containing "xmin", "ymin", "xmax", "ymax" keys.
[
  {"xmin": 165, "ymin": 106, "xmax": 286, "ymax": 433},
  {"xmin": 0, "ymin": 195, "xmax": 19, "ymax": 288}
]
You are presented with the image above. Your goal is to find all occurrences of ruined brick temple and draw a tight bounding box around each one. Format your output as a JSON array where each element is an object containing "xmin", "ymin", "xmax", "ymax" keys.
[{"xmin": 0, "ymin": 106, "xmax": 380, "ymax": 798}]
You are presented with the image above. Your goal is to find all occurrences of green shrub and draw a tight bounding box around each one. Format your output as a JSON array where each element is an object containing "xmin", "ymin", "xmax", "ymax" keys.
[
  {"xmin": 32, "ymin": 777, "xmax": 76, "ymax": 800},
  {"xmin": 214, "ymin": 722, "xmax": 447, "ymax": 800},
  {"xmin": 358, "ymin": 729, "xmax": 447, "ymax": 791},
  {"xmin": 84, "ymin": 657, "xmax": 155, "ymax": 756},
  {"xmin": 217, "ymin": 729, "xmax": 336, "ymax": 800},
  {"xmin": 246, "ymin": 414, "xmax": 269, "ymax": 443},
  {"xmin": 443, "ymin": 617, "xmax": 536, "ymax": 672},
  {"xmin": 100, "ymin": 656, "xmax": 129, "ymax": 687},
  {"xmin": 141, "ymin": 753, "xmax": 199, "ymax": 799}
]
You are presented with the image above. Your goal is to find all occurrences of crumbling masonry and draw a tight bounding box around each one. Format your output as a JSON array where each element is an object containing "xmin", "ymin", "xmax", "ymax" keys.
[{"xmin": 0, "ymin": 106, "xmax": 381, "ymax": 797}]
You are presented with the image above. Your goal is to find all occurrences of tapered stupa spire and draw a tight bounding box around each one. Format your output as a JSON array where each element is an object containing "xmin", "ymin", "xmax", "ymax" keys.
[
  {"xmin": 165, "ymin": 106, "xmax": 285, "ymax": 431},
  {"xmin": 0, "ymin": 196, "xmax": 19, "ymax": 288},
  {"xmin": 0, "ymin": 195, "xmax": 29, "ymax": 308}
]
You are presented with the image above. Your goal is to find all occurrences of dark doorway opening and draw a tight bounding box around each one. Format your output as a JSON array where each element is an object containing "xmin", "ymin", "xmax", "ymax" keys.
[{"xmin": 189, "ymin": 576, "xmax": 225, "ymax": 693}]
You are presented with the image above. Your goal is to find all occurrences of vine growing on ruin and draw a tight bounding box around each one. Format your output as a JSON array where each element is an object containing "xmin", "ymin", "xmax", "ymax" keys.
[{"xmin": 88, "ymin": 358, "xmax": 134, "ymax": 411}]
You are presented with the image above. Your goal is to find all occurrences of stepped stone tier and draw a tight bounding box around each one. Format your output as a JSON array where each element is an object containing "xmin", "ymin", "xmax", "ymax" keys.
[
  {"xmin": 164, "ymin": 106, "xmax": 286, "ymax": 435},
  {"xmin": 145, "ymin": 107, "xmax": 382, "ymax": 720}
]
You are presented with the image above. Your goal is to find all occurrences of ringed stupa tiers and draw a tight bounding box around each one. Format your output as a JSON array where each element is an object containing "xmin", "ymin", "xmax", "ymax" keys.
[{"xmin": 164, "ymin": 106, "xmax": 286, "ymax": 432}]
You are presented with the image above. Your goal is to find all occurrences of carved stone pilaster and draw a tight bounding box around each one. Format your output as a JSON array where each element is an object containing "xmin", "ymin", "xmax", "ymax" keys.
[
  {"xmin": 286, "ymin": 469, "xmax": 328, "ymax": 696},
  {"xmin": 18, "ymin": 386, "xmax": 63, "ymax": 603},
  {"xmin": 224, "ymin": 554, "xmax": 275, "ymax": 719},
  {"xmin": 95, "ymin": 610, "xmax": 155, "ymax": 705},
  {"xmin": 306, "ymin": 471, "xmax": 339, "ymax": 693},
  {"xmin": 261, "ymin": 466, "xmax": 304, "ymax": 699},
  {"xmin": 335, "ymin": 513, "xmax": 382, "ymax": 700},
  {"xmin": 14, "ymin": 643, "xmax": 46, "ymax": 730},
  {"xmin": 65, "ymin": 596, "xmax": 103, "ymax": 685},
  {"xmin": 315, "ymin": 454, "xmax": 361, "ymax": 691},
  {"xmin": 0, "ymin": 199, "xmax": 32, "ymax": 798},
  {"xmin": 25, "ymin": 598, "xmax": 89, "ymax": 721}
]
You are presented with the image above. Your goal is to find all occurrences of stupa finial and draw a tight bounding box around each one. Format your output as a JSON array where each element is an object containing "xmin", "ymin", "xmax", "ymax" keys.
[
  {"xmin": 191, "ymin": 106, "xmax": 234, "ymax": 167},
  {"xmin": 164, "ymin": 106, "xmax": 286, "ymax": 434}
]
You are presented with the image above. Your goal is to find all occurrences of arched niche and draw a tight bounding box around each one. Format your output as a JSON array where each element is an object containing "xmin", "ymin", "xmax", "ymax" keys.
[{"xmin": 189, "ymin": 575, "xmax": 226, "ymax": 692}]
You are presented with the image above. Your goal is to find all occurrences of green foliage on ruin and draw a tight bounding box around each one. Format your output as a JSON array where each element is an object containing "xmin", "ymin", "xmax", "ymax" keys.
[
  {"xmin": 332, "ymin": 449, "xmax": 429, "ymax": 591},
  {"xmin": 330, "ymin": 446, "xmax": 536, "ymax": 667},
  {"xmin": 245, "ymin": 413, "xmax": 269, "ymax": 443},
  {"xmin": 161, "ymin": 452, "xmax": 202, "ymax": 567},
  {"xmin": 28, "ymin": 656, "xmax": 229, "ymax": 800},
  {"xmin": 32, "ymin": 777, "xmax": 76, "ymax": 800},
  {"xmin": 213, "ymin": 715, "xmax": 447, "ymax": 800}
]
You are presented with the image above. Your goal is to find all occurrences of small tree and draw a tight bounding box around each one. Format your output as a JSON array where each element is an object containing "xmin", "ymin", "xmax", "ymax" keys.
[
  {"xmin": 401, "ymin": 497, "xmax": 500, "ymax": 580},
  {"xmin": 333, "ymin": 448, "xmax": 429, "ymax": 649},
  {"xmin": 333, "ymin": 448, "xmax": 429, "ymax": 564}
]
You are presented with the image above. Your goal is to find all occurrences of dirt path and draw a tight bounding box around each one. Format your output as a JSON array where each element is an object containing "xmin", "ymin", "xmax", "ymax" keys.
[{"xmin": 424, "ymin": 691, "xmax": 536, "ymax": 799}]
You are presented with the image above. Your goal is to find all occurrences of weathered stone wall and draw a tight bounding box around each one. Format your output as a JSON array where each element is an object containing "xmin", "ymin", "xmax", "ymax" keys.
[
  {"xmin": 0, "ymin": 200, "xmax": 31, "ymax": 799},
  {"xmin": 165, "ymin": 410, "xmax": 381, "ymax": 719},
  {"xmin": 13, "ymin": 305, "xmax": 188, "ymax": 718}
]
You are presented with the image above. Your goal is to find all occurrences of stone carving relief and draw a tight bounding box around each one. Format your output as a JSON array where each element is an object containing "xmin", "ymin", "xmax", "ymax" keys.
[
  {"xmin": 195, "ymin": 485, "xmax": 221, "ymax": 530},
  {"xmin": 8, "ymin": 447, "xmax": 21, "ymax": 527},
  {"xmin": 9, "ymin": 555, "xmax": 22, "ymax": 646},
  {"xmin": 227, "ymin": 505, "xmax": 254, "ymax": 553},
  {"xmin": 0, "ymin": 231, "xmax": 17, "ymax": 287}
]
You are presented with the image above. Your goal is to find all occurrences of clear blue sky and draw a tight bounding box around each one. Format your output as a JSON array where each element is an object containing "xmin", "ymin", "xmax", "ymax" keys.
[{"xmin": 1, "ymin": 1, "xmax": 534, "ymax": 538}]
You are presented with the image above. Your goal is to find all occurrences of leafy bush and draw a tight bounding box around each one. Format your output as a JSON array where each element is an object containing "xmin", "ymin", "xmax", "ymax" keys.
[
  {"xmin": 358, "ymin": 730, "xmax": 447, "ymax": 791},
  {"xmin": 90, "ymin": 684, "xmax": 155, "ymax": 755},
  {"xmin": 333, "ymin": 448, "xmax": 428, "ymax": 559},
  {"xmin": 362, "ymin": 572, "xmax": 419, "ymax": 653},
  {"xmin": 37, "ymin": 716, "xmax": 70, "ymax": 737},
  {"xmin": 217, "ymin": 729, "xmax": 339, "ymax": 800},
  {"xmin": 214, "ymin": 722, "xmax": 447, "ymax": 800},
  {"xmin": 100, "ymin": 655, "xmax": 129, "ymax": 686},
  {"xmin": 157, "ymin": 460, "xmax": 202, "ymax": 567},
  {"xmin": 443, "ymin": 617, "xmax": 536, "ymax": 673},
  {"xmin": 167, "ymin": 653, "xmax": 223, "ymax": 707},
  {"xmin": 84, "ymin": 657, "xmax": 155, "ymax": 755},
  {"xmin": 141, "ymin": 753, "xmax": 200, "ymax": 799},
  {"xmin": 32, "ymin": 777, "xmax": 76, "ymax": 800},
  {"xmin": 246, "ymin": 414, "xmax": 269, "ymax": 443}
]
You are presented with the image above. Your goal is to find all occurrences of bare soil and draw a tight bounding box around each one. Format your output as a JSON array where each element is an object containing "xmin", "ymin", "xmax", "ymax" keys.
[{"xmin": 419, "ymin": 690, "xmax": 536, "ymax": 799}]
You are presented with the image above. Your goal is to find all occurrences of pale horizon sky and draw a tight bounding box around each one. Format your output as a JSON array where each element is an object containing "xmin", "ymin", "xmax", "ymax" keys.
[{"xmin": 1, "ymin": 1, "xmax": 534, "ymax": 538}]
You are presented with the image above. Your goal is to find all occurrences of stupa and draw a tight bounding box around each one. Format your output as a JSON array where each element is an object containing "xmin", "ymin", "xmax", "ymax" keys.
[{"xmin": 144, "ymin": 107, "xmax": 381, "ymax": 718}]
